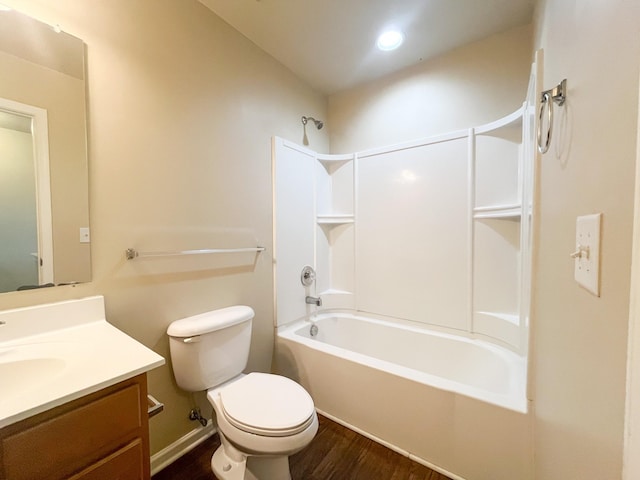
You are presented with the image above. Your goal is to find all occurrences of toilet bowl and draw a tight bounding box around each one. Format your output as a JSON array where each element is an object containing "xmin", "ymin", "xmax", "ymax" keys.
[
  {"xmin": 167, "ymin": 306, "xmax": 318, "ymax": 480},
  {"xmin": 208, "ymin": 373, "xmax": 318, "ymax": 480}
]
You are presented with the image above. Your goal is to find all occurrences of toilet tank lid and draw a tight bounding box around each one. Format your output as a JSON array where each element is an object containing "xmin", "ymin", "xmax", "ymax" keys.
[{"xmin": 167, "ymin": 305, "xmax": 255, "ymax": 337}]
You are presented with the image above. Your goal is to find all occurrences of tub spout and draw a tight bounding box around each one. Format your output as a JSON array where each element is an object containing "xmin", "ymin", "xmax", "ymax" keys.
[{"xmin": 305, "ymin": 295, "xmax": 322, "ymax": 306}]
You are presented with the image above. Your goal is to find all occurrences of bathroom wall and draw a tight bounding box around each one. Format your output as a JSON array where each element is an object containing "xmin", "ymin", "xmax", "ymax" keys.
[
  {"xmin": 328, "ymin": 24, "xmax": 533, "ymax": 153},
  {"xmin": 531, "ymin": 0, "xmax": 640, "ymax": 478},
  {"xmin": 0, "ymin": 0, "xmax": 328, "ymax": 456}
]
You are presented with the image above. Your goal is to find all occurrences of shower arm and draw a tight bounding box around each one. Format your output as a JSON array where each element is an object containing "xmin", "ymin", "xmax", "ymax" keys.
[{"xmin": 301, "ymin": 115, "xmax": 324, "ymax": 130}]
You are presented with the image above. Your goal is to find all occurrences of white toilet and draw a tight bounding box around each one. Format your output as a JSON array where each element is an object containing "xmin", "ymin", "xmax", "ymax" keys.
[{"xmin": 167, "ymin": 305, "xmax": 318, "ymax": 480}]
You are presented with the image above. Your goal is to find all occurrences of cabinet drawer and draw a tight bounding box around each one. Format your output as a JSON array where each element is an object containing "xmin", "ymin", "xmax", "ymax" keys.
[
  {"xmin": 2, "ymin": 384, "xmax": 142, "ymax": 480},
  {"xmin": 69, "ymin": 439, "xmax": 144, "ymax": 480}
]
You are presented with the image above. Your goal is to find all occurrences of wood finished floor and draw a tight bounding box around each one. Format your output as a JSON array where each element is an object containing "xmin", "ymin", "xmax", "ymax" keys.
[{"xmin": 152, "ymin": 415, "xmax": 450, "ymax": 480}]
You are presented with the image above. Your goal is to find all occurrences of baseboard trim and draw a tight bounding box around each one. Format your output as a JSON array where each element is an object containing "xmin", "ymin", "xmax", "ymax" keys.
[
  {"xmin": 150, "ymin": 422, "xmax": 216, "ymax": 476},
  {"xmin": 316, "ymin": 409, "xmax": 465, "ymax": 480}
]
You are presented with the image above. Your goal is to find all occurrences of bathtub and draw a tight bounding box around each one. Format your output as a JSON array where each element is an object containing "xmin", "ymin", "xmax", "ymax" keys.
[{"xmin": 275, "ymin": 312, "xmax": 532, "ymax": 480}]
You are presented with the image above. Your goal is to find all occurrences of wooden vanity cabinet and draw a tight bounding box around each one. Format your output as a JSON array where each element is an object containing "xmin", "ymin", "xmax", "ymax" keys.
[{"xmin": 0, "ymin": 374, "xmax": 151, "ymax": 480}]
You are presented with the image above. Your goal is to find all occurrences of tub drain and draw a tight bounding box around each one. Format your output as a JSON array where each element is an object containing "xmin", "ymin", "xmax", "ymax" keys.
[{"xmin": 309, "ymin": 324, "xmax": 318, "ymax": 337}]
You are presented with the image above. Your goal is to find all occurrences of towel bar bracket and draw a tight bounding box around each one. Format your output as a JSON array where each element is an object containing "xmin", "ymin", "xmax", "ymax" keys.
[
  {"xmin": 541, "ymin": 78, "xmax": 566, "ymax": 107},
  {"xmin": 147, "ymin": 394, "xmax": 164, "ymax": 418}
]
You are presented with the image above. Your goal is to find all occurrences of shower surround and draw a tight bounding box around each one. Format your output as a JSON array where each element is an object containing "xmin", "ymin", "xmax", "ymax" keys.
[{"xmin": 272, "ymin": 70, "xmax": 536, "ymax": 479}]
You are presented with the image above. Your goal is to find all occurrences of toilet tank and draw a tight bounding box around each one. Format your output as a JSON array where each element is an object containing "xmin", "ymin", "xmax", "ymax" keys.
[{"xmin": 167, "ymin": 306, "xmax": 254, "ymax": 392}]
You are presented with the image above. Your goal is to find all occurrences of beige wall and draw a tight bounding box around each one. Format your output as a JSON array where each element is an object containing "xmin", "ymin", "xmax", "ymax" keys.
[
  {"xmin": 532, "ymin": 0, "xmax": 640, "ymax": 479},
  {"xmin": 328, "ymin": 24, "xmax": 533, "ymax": 153},
  {"xmin": 0, "ymin": 0, "xmax": 328, "ymax": 454}
]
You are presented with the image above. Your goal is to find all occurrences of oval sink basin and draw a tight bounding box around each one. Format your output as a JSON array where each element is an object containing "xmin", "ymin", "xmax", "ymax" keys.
[{"xmin": 0, "ymin": 358, "xmax": 67, "ymax": 399}]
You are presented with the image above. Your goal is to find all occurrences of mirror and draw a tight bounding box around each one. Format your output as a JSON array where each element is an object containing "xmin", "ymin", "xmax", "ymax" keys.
[{"xmin": 0, "ymin": 5, "xmax": 90, "ymax": 294}]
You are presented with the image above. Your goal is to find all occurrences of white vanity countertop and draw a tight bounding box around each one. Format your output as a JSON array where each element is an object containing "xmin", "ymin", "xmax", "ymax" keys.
[{"xmin": 0, "ymin": 296, "xmax": 165, "ymax": 428}]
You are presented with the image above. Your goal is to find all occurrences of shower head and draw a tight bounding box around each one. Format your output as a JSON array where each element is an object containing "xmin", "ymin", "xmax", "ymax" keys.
[{"xmin": 301, "ymin": 116, "xmax": 323, "ymax": 130}]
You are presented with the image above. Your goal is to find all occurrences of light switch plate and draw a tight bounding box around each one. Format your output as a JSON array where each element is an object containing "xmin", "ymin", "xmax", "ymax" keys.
[
  {"xmin": 574, "ymin": 213, "xmax": 601, "ymax": 296},
  {"xmin": 79, "ymin": 227, "xmax": 90, "ymax": 243}
]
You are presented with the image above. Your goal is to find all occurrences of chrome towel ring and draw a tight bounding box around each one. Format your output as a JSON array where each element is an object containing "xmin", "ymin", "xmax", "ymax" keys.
[{"xmin": 537, "ymin": 79, "xmax": 567, "ymax": 154}]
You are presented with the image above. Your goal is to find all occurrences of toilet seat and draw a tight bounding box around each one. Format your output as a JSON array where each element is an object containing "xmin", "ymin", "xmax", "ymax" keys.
[{"xmin": 219, "ymin": 373, "xmax": 315, "ymax": 437}]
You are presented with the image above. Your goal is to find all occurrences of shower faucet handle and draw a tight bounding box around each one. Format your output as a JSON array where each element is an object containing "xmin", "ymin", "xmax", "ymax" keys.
[{"xmin": 301, "ymin": 265, "xmax": 316, "ymax": 286}]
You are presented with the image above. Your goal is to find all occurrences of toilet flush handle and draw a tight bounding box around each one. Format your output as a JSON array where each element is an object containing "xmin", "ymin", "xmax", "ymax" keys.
[{"xmin": 182, "ymin": 336, "xmax": 201, "ymax": 344}]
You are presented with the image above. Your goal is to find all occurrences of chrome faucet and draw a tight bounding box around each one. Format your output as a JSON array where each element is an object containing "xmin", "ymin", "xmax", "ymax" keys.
[{"xmin": 305, "ymin": 295, "xmax": 322, "ymax": 307}]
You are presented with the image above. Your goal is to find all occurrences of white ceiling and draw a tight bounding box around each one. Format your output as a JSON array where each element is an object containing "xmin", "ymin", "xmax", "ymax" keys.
[{"xmin": 199, "ymin": 0, "xmax": 535, "ymax": 95}]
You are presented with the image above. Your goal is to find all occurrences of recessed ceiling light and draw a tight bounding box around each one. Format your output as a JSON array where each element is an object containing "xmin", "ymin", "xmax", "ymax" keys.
[{"xmin": 376, "ymin": 30, "xmax": 404, "ymax": 51}]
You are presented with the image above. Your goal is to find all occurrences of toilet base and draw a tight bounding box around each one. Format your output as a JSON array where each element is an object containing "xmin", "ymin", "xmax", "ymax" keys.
[
  {"xmin": 212, "ymin": 446, "xmax": 246, "ymax": 480},
  {"xmin": 246, "ymin": 455, "xmax": 292, "ymax": 480},
  {"xmin": 211, "ymin": 432, "xmax": 293, "ymax": 480}
]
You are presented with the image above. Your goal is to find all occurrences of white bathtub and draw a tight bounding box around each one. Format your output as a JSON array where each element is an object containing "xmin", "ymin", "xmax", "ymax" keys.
[{"xmin": 276, "ymin": 312, "xmax": 532, "ymax": 480}]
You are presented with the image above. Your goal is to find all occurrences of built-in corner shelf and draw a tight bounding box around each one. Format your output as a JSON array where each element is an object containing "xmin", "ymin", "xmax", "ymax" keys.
[
  {"xmin": 474, "ymin": 311, "xmax": 521, "ymax": 348},
  {"xmin": 476, "ymin": 311, "xmax": 520, "ymax": 326},
  {"xmin": 471, "ymin": 100, "xmax": 530, "ymax": 352},
  {"xmin": 319, "ymin": 288, "xmax": 353, "ymax": 296},
  {"xmin": 475, "ymin": 107, "xmax": 524, "ymax": 137},
  {"xmin": 317, "ymin": 154, "xmax": 353, "ymax": 174},
  {"xmin": 473, "ymin": 204, "xmax": 521, "ymax": 220},
  {"xmin": 317, "ymin": 289, "xmax": 354, "ymax": 310},
  {"xmin": 317, "ymin": 214, "xmax": 355, "ymax": 225}
]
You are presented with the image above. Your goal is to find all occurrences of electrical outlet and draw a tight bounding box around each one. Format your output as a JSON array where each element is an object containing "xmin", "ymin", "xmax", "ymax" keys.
[{"xmin": 573, "ymin": 214, "xmax": 601, "ymax": 296}]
